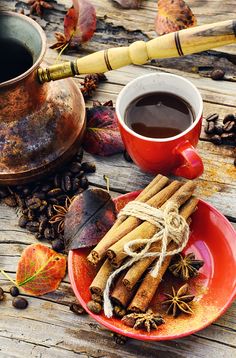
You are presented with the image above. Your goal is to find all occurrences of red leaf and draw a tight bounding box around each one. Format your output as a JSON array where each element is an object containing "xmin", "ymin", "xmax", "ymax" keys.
[
  {"xmin": 16, "ymin": 244, "xmax": 66, "ymax": 296},
  {"xmin": 82, "ymin": 106, "xmax": 125, "ymax": 156},
  {"xmin": 64, "ymin": 0, "xmax": 96, "ymax": 44},
  {"xmin": 155, "ymin": 0, "xmax": 197, "ymax": 36},
  {"xmin": 113, "ymin": 0, "xmax": 142, "ymax": 8},
  {"xmin": 64, "ymin": 189, "xmax": 117, "ymax": 251}
]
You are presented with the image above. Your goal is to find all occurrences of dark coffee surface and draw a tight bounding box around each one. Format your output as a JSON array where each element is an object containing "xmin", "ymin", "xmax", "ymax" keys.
[
  {"xmin": 0, "ymin": 38, "xmax": 33, "ymax": 83},
  {"xmin": 125, "ymin": 92, "xmax": 194, "ymax": 138}
]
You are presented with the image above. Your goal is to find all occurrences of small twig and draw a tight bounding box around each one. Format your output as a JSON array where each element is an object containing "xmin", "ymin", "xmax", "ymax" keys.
[{"xmin": 0, "ymin": 269, "xmax": 17, "ymax": 286}]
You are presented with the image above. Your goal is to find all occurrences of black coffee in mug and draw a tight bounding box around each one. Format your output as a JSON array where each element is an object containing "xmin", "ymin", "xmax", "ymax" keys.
[{"xmin": 124, "ymin": 92, "xmax": 194, "ymax": 138}]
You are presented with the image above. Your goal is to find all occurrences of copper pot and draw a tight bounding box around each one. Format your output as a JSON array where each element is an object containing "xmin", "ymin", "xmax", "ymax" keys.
[{"xmin": 0, "ymin": 11, "xmax": 85, "ymax": 185}]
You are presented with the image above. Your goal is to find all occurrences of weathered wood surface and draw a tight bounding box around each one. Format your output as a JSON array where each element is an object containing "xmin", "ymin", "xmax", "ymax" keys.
[{"xmin": 1, "ymin": 1, "xmax": 236, "ymax": 357}]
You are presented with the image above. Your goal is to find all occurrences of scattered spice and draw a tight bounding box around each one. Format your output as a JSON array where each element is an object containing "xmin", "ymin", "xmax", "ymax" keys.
[
  {"xmin": 162, "ymin": 283, "xmax": 195, "ymax": 317},
  {"xmin": 122, "ymin": 309, "xmax": 165, "ymax": 332},
  {"xmin": 12, "ymin": 296, "xmax": 28, "ymax": 309},
  {"xmin": 28, "ymin": 0, "xmax": 53, "ymax": 18},
  {"xmin": 210, "ymin": 68, "xmax": 225, "ymax": 80},
  {"xmin": 87, "ymin": 300, "xmax": 102, "ymax": 314},
  {"xmin": 169, "ymin": 252, "xmax": 204, "ymax": 281},
  {"xmin": 112, "ymin": 333, "xmax": 127, "ymax": 345},
  {"xmin": 70, "ymin": 303, "xmax": 86, "ymax": 315},
  {"xmin": 80, "ymin": 74, "xmax": 107, "ymax": 100},
  {"xmin": 10, "ymin": 286, "xmax": 19, "ymax": 297},
  {"xmin": 49, "ymin": 197, "xmax": 74, "ymax": 234},
  {"xmin": 0, "ymin": 287, "xmax": 5, "ymax": 301}
]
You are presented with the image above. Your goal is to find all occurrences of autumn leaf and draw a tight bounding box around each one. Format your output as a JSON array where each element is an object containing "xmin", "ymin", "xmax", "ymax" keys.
[
  {"xmin": 50, "ymin": 0, "xmax": 96, "ymax": 51},
  {"xmin": 64, "ymin": 189, "xmax": 117, "ymax": 251},
  {"xmin": 155, "ymin": 0, "xmax": 197, "ymax": 36},
  {"xmin": 82, "ymin": 105, "xmax": 125, "ymax": 156},
  {"xmin": 113, "ymin": 0, "xmax": 142, "ymax": 8},
  {"xmin": 16, "ymin": 244, "xmax": 66, "ymax": 296}
]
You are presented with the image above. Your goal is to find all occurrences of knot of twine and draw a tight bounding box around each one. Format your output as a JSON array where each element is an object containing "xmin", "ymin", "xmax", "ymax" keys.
[{"xmin": 103, "ymin": 201, "xmax": 190, "ymax": 318}]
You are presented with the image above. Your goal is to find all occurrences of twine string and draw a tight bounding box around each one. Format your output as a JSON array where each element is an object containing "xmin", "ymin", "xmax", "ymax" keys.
[{"xmin": 103, "ymin": 201, "xmax": 190, "ymax": 318}]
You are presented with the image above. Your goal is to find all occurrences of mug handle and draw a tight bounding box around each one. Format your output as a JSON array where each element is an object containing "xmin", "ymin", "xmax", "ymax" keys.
[{"xmin": 172, "ymin": 140, "xmax": 204, "ymax": 179}]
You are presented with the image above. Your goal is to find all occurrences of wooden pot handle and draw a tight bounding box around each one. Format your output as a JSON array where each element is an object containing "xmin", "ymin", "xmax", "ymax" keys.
[{"xmin": 38, "ymin": 20, "xmax": 236, "ymax": 82}]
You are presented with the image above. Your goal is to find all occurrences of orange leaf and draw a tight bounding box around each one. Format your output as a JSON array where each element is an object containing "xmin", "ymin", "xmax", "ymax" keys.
[
  {"xmin": 16, "ymin": 244, "xmax": 66, "ymax": 296},
  {"xmin": 155, "ymin": 0, "xmax": 197, "ymax": 36}
]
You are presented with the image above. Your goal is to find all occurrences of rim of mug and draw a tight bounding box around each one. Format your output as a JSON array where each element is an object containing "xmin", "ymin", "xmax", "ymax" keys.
[
  {"xmin": 0, "ymin": 11, "xmax": 47, "ymax": 88},
  {"xmin": 116, "ymin": 72, "xmax": 203, "ymax": 143}
]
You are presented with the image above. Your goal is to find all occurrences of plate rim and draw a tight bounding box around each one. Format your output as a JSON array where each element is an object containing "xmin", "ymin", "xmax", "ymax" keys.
[{"xmin": 68, "ymin": 194, "xmax": 236, "ymax": 341}]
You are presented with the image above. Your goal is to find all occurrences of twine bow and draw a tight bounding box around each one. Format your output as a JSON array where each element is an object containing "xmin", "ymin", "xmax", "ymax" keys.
[{"xmin": 103, "ymin": 201, "xmax": 190, "ymax": 318}]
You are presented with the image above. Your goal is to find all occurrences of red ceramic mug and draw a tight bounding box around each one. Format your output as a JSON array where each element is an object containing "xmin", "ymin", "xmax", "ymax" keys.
[{"xmin": 116, "ymin": 73, "xmax": 204, "ymax": 179}]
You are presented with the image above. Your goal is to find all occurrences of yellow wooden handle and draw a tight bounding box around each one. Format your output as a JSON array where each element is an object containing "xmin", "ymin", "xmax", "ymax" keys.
[{"xmin": 38, "ymin": 20, "xmax": 236, "ymax": 82}]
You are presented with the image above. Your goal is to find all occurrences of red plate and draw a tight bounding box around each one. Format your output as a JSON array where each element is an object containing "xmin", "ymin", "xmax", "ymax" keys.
[{"xmin": 68, "ymin": 191, "xmax": 236, "ymax": 341}]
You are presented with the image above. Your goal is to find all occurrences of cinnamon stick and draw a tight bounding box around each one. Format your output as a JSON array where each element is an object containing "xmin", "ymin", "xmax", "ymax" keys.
[
  {"xmin": 107, "ymin": 181, "xmax": 195, "ymax": 267},
  {"xmin": 110, "ymin": 272, "xmax": 136, "ymax": 308},
  {"xmin": 89, "ymin": 259, "xmax": 113, "ymax": 296},
  {"xmin": 87, "ymin": 174, "xmax": 169, "ymax": 265},
  {"xmin": 123, "ymin": 197, "xmax": 198, "ymax": 291},
  {"xmin": 128, "ymin": 197, "xmax": 198, "ymax": 312}
]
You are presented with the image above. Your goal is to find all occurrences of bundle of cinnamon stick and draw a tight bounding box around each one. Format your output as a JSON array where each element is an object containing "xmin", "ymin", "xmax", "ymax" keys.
[{"xmin": 87, "ymin": 174, "xmax": 198, "ymax": 315}]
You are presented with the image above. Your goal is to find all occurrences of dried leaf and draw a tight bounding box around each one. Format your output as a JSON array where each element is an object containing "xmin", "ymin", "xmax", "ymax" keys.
[
  {"xmin": 113, "ymin": 0, "xmax": 142, "ymax": 8},
  {"xmin": 82, "ymin": 105, "xmax": 125, "ymax": 156},
  {"xmin": 155, "ymin": 0, "xmax": 197, "ymax": 36},
  {"xmin": 64, "ymin": 188, "xmax": 117, "ymax": 251},
  {"xmin": 65, "ymin": 0, "xmax": 96, "ymax": 44},
  {"xmin": 16, "ymin": 244, "xmax": 66, "ymax": 296}
]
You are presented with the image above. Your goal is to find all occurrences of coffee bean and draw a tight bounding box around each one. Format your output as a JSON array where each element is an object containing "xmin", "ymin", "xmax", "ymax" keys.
[
  {"xmin": 39, "ymin": 218, "xmax": 48, "ymax": 234},
  {"xmin": 15, "ymin": 194, "xmax": 26, "ymax": 209},
  {"xmin": 211, "ymin": 135, "xmax": 222, "ymax": 145},
  {"xmin": 0, "ymin": 287, "xmax": 5, "ymax": 301},
  {"xmin": 223, "ymin": 114, "xmax": 236, "ymax": 124},
  {"xmin": 27, "ymin": 209, "xmax": 35, "ymax": 221},
  {"xmin": 80, "ymin": 177, "xmax": 89, "ymax": 189},
  {"xmin": 3, "ymin": 195, "xmax": 17, "ymax": 207},
  {"xmin": 44, "ymin": 227, "xmax": 55, "ymax": 240},
  {"xmin": 205, "ymin": 113, "xmax": 219, "ymax": 122},
  {"xmin": 72, "ymin": 178, "xmax": 80, "ymax": 192},
  {"xmin": 48, "ymin": 198, "xmax": 58, "ymax": 205},
  {"xmin": 35, "ymin": 233, "xmax": 44, "ymax": 241},
  {"xmin": 10, "ymin": 286, "xmax": 19, "ymax": 297},
  {"xmin": 214, "ymin": 125, "xmax": 224, "ymax": 135},
  {"xmin": 54, "ymin": 174, "xmax": 61, "ymax": 188},
  {"xmin": 22, "ymin": 187, "xmax": 31, "ymax": 196},
  {"xmin": 211, "ymin": 68, "xmax": 225, "ymax": 80},
  {"xmin": 26, "ymin": 221, "xmax": 39, "ymax": 233},
  {"xmin": 38, "ymin": 200, "xmax": 48, "ymax": 212},
  {"xmin": 70, "ymin": 162, "xmax": 82, "ymax": 174},
  {"xmin": 70, "ymin": 303, "xmax": 86, "ymax": 315},
  {"xmin": 18, "ymin": 215, "xmax": 28, "ymax": 228},
  {"xmin": 12, "ymin": 297, "xmax": 28, "ymax": 309},
  {"xmin": 64, "ymin": 175, "xmax": 72, "ymax": 192},
  {"xmin": 51, "ymin": 239, "xmax": 64, "ymax": 252},
  {"xmin": 0, "ymin": 187, "xmax": 10, "ymax": 199},
  {"xmin": 27, "ymin": 197, "xmax": 41, "ymax": 210},
  {"xmin": 204, "ymin": 121, "xmax": 215, "ymax": 134},
  {"xmin": 75, "ymin": 170, "xmax": 85, "ymax": 179},
  {"xmin": 47, "ymin": 204, "xmax": 54, "ymax": 218},
  {"xmin": 81, "ymin": 162, "xmax": 96, "ymax": 173},
  {"xmin": 47, "ymin": 188, "xmax": 62, "ymax": 197},
  {"xmin": 221, "ymin": 132, "xmax": 236, "ymax": 140},
  {"xmin": 223, "ymin": 121, "xmax": 235, "ymax": 133}
]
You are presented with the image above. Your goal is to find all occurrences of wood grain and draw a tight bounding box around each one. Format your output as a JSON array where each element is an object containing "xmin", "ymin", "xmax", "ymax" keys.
[{"xmin": 1, "ymin": 1, "xmax": 236, "ymax": 357}]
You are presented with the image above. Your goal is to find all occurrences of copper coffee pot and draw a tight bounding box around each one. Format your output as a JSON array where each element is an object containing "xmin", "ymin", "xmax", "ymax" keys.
[{"xmin": 1, "ymin": 11, "xmax": 236, "ymax": 185}]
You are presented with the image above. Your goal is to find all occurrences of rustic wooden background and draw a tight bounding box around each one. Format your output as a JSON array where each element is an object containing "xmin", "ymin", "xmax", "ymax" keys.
[{"xmin": 1, "ymin": 1, "xmax": 236, "ymax": 357}]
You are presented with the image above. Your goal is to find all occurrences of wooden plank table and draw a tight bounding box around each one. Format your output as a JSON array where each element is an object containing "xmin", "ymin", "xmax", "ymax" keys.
[{"xmin": 1, "ymin": 1, "xmax": 236, "ymax": 357}]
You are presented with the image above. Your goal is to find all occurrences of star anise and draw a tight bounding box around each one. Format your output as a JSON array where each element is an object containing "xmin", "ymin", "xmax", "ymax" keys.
[
  {"xmin": 121, "ymin": 309, "xmax": 165, "ymax": 332},
  {"xmin": 49, "ymin": 196, "xmax": 73, "ymax": 233},
  {"xmin": 28, "ymin": 0, "xmax": 53, "ymax": 18},
  {"xmin": 169, "ymin": 252, "xmax": 204, "ymax": 281},
  {"xmin": 162, "ymin": 284, "xmax": 195, "ymax": 317},
  {"xmin": 81, "ymin": 74, "xmax": 107, "ymax": 100}
]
